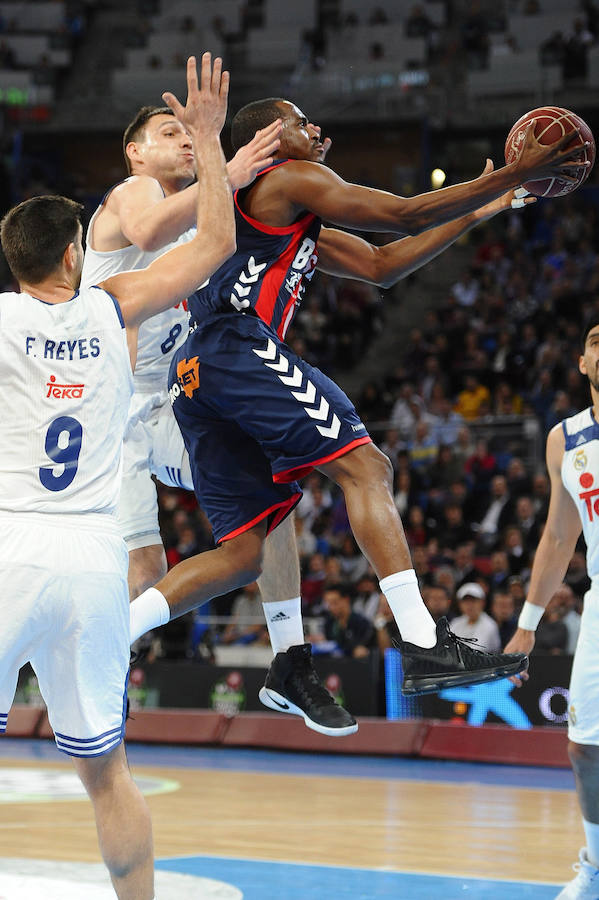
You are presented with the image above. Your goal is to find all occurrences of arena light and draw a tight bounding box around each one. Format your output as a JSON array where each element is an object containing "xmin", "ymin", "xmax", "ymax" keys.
[{"xmin": 431, "ymin": 168, "xmax": 446, "ymax": 189}]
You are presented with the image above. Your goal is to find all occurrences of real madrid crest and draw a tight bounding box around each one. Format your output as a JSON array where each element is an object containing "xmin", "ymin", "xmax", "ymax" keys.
[{"xmin": 574, "ymin": 449, "xmax": 588, "ymax": 471}]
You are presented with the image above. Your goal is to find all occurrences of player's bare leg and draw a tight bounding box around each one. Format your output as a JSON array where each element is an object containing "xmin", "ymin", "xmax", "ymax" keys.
[
  {"xmin": 554, "ymin": 740, "xmax": 599, "ymax": 898},
  {"xmin": 258, "ymin": 512, "xmax": 357, "ymax": 736},
  {"xmin": 258, "ymin": 513, "xmax": 302, "ymax": 648},
  {"xmin": 569, "ymin": 742, "xmax": 599, "ymax": 826},
  {"xmin": 319, "ymin": 443, "xmax": 434, "ymax": 641},
  {"xmin": 319, "ymin": 443, "xmax": 528, "ymax": 695},
  {"xmin": 128, "ymin": 543, "xmax": 168, "ymax": 661},
  {"xmin": 258, "ymin": 513, "xmax": 300, "ymax": 606},
  {"xmin": 319, "ymin": 443, "xmax": 413, "ymax": 579},
  {"xmin": 132, "ymin": 524, "xmax": 267, "ymax": 630},
  {"xmin": 128, "ymin": 544, "xmax": 167, "ymax": 602},
  {"xmin": 73, "ymin": 743, "xmax": 154, "ymax": 900}
]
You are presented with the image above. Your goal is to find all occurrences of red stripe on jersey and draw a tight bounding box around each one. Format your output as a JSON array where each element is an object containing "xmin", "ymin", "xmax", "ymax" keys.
[
  {"xmin": 278, "ymin": 290, "xmax": 299, "ymax": 340},
  {"xmin": 272, "ymin": 435, "xmax": 373, "ymax": 483},
  {"xmin": 233, "ymin": 159, "xmax": 316, "ymax": 237},
  {"xmin": 254, "ymin": 228, "xmax": 306, "ymax": 328},
  {"xmin": 234, "ymin": 191, "xmax": 316, "ymax": 237}
]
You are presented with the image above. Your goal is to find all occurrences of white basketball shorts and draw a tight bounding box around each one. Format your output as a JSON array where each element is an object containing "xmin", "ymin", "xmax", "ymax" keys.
[
  {"xmin": 117, "ymin": 390, "xmax": 193, "ymax": 549},
  {"xmin": 0, "ymin": 512, "xmax": 130, "ymax": 757},
  {"xmin": 568, "ymin": 586, "xmax": 599, "ymax": 745}
]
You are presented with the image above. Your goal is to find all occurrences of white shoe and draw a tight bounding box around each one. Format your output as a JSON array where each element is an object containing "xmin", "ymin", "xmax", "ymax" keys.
[{"xmin": 556, "ymin": 849, "xmax": 599, "ymax": 898}]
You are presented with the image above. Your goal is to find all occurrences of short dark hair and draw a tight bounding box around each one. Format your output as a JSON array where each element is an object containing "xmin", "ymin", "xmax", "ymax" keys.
[
  {"xmin": 1, "ymin": 195, "xmax": 83, "ymax": 284},
  {"xmin": 581, "ymin": 312, "xmax": 599, "ymax": 350},
  {"xmin": 231, "ymin": 98, "xmax": 285, "ymax": 151},
  {"xmin": 122, "ymin": 105, "xmax": 174, "ymax": 172}
]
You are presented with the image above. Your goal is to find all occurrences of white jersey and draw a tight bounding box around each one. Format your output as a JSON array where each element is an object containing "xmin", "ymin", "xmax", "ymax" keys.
[
  {"xmin": 0, "ymin": 286, "xmax": 133, "ymax": 516},
  {"xmin": 81, "ymin": 181, "xmax": 194, "ymax": 393},
  {"xmin": 561, "ymin": 407, "xmax": 599, "ymax": 581}
]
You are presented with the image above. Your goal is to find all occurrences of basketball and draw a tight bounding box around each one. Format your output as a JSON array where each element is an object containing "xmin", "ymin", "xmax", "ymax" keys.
[{"xmin": 504, "ymin": 106, "xmax": 595, "ymax": 198}]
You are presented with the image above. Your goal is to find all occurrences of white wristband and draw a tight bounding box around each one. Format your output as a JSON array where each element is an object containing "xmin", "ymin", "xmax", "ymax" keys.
[{"xmin": 517, "ymin": 601, "xmax": 545, "ymax": 632}]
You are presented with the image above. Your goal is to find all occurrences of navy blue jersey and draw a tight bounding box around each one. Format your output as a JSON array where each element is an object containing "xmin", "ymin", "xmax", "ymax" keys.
[{"xmin": 188, "ymin": 159, "xmax": 321, "ymax": 339}]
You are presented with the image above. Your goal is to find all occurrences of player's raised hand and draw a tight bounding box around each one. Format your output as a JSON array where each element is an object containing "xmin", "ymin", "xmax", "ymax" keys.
[
  {"xmin": 162, "ymin": 53, "xmax": 229, "ymax": 138},
  {"xmin": 512, "ymin": 119, "xmax": 591, "ymax": 183},
  {"xmin": 226, "ymin": 119, "xmax": 282, "ymax": 191},
  {"xmin": 473, "ymin": 159, "xmax": 535, "ymax": 219}
]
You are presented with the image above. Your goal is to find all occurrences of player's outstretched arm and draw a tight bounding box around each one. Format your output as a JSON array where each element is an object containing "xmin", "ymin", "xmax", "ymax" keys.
[
  {"xmin": 317, "ymin": 163, "xmax": 533, "ymax": 286},
  {"xmin": 504, "ymin": 424, "xmax": 581, "ymax": 673},
  {"xmin": 103, "ymin": 54, "xmax": 235, "ymax": 330},
  {"xmin": 279, "ymin": 121, "xmax": 589, "ymax": 235}
]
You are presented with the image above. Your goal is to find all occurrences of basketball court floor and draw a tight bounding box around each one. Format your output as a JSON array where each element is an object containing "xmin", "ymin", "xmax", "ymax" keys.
[{"xmin": 0, "ymin": 736, "xmax": 583, "ymax": 898}]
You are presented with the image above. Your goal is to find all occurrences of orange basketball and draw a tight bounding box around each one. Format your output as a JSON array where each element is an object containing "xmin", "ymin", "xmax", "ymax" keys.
[{"xmin": 504, "ymin": 106, "xmax": 595, "ymax": 198}]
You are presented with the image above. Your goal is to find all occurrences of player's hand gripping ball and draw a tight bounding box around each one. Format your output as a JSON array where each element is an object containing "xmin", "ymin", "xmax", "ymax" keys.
[{"xmin": 505, "ymin": 106, "xmax": 595, "ymax": 198}]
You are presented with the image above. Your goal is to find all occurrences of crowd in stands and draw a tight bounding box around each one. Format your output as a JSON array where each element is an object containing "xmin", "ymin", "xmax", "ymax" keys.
[
  {"xmin": 151, "ymin": 185, "xmax": 598, "ymax": 663},
  {"xmin": 448, "ymin": 0, "xmax": 599, "ymax": 88},
  {"xmin": 317, "ymin": 0, "xmax": 599, "ymax": 86},
  {"xmin": 0, "ymin": 0, "xmax": 91, "ymax": 92}
]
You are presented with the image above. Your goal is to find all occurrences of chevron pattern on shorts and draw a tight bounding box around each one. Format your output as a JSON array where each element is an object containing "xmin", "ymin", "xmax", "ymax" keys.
[{"xmin": 252, "ymin": 339, "xmax": 341, "ymax": 439}]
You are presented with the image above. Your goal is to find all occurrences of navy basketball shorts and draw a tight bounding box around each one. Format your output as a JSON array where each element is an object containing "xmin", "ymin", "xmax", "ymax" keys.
[{"xmin": 168, "ymin": 312, "xmax": 371, "ymax": 543}]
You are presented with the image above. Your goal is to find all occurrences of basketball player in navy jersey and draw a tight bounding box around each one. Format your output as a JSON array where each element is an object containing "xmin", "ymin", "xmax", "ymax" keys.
[
  {"xmin": 130, "ymin": 98, "xmax": 589, "ymax": 717},
  {"xmin": 91, "ymin": 102, "xmax": 357, "ymax": 734}
]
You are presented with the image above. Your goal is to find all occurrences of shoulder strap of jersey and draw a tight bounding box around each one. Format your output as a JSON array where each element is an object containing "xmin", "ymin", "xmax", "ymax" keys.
[{"xmin": 563, "ymin": 408, "xmax": 599, "ymax": 450}]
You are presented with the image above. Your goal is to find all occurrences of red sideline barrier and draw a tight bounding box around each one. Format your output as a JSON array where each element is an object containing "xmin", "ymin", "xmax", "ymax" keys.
[
  {"xmin": 125, "ymin": 709, "xmax": 227, "ymax": 745},
  {"xmin": 222, "ymin": 712, "xmax": 429, "ymax": 755},
  {"xmin": 4, "ymin": 705, "xmax": 571, "ymax": 767},
  {"xmin": 419, "ymin": 721, "xmax": 570, "ymax": 767}
]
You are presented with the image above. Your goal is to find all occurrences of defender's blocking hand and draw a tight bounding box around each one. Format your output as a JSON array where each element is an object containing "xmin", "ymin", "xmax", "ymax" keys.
[
  {"xmin": 162, "ymin": 53, "xmax": 229, "ymax": 138},
  {"xmin": 227, "ymin": 119, "xmax": 282, "ymax": 191}
]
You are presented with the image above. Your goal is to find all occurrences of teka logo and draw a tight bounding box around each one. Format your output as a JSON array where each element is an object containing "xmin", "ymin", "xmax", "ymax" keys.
[
  {"xmin": 45, "ymin": 375, "xmax": 84, "ymax": 399},
  {"xmin": 578, "ymin": 471, "xmax": 599, "ymax": 522},
  {"xmin": 176, "ymin": 356, "xmax": 200, "ymax": 399}
]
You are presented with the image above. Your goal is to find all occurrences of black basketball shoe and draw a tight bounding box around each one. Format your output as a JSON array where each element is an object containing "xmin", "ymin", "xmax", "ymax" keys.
[
  {"xmin": 397, "ymin": 617, "xmax": 528, "ymax": 696},
  {"xmin": 259, "ymin": 643, "xmax": 358, "ymax": 737}
]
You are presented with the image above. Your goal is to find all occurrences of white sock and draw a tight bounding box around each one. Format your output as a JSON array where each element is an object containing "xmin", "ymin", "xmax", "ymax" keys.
[
  {"xmin": 263, "ymin": 597, "xmax": 304, "ymax": 654},
  {"xmin": 583, "ymin": 818, "xmax": 599, "ymax": 869},
  {"xmin": 129, "ymin": 587, "xmax": 171, "ymax": 644},
  {"xmin": 379, "ymin": 569, "xmax": 437, "ymax": 648}
]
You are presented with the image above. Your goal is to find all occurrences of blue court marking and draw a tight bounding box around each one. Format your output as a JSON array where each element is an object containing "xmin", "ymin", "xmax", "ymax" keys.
[
  {"xmin": 0, "ymin": 738, "xmax": 575, "ymax": 790},
  {"xmin": 156, "ymin": 855, "xmax": 562, "ymax": 899}
]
